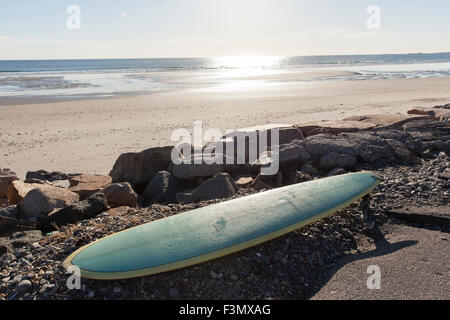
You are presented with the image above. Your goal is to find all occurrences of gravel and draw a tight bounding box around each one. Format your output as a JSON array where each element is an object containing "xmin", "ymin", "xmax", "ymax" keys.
[{"xmin": 0, "ymin": 150, "xmax": 448, "ymax": 300}]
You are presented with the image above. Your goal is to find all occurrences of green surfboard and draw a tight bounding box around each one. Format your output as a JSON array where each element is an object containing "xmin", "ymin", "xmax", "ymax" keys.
[{"xmin": 64, "ymin": 171, "xmax": 381, "ymax": 280}]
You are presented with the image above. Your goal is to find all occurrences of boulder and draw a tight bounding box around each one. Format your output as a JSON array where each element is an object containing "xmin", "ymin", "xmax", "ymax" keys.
[
  {"xmin": 305, "ymin": 132, "xmax": 393, "ymax": 163},
  {"xmin": 142, "ymin": 171, "xmax": 182, "ymax": 204},
  {"xmin": 19, "ymin": 184, "xmax": 79, "ymax": 219},
  {"xmin": 0, "ymin": 205, "xmax": 20, "ymax": 235},
  {"xmin": 0, "ymin": 205, "xmax": 37, "ymax": 236},
  {"xmin": 319, "ymin": 152, "xmax": 357, "ymax": 170},
  {"xmin": 23, "ymin": 178, "xmax": 52, "ymax": 185},
  {"xmin": 251, "ymin": 179, "xmax": 272, "ymax": 191},
  {"xmin": 109, "ymin": 146, "xmax": 174, "ymax": 192},
  {"xmin": 0, "ymin": 213, "xmax": 18, "ymax": 236},
  {"xmin": 305, "ymin": 134, "xmax": 360, "ymax": 158},
  {"xmin": 0, "ymin": 216, "xmax": 18, "ymax": 236},
  {"xmin": 407, "ymin": 107, "xmax": 450, "ymax": 121},
  {"xmin": 170, "ymin": 154, "xmax": 240, "ymax": 180},
  {"xmin": 23, "ymin": 178, "xmax": 70, "ymax": 189},
  {"xmin": 50, "ymin": 180, "xmax": 71, "ymax": 188},
  {"xmin": 253, "ymin": 140, "xmax": 311, "ymax": 171},
  {"xmin": 176, "ymin": 173, "xmax": 238, "ymax": 203},
  {"xmin": 69, "ymin": 174, "xmax": 112, "ymax": 200},
  {"xmin": 295, "ymin": 171, "xmax": 313, "ymax": 183},
  {"xmin": 435, "ymin": 103, "xmax": 450, "ymax": 109},
  {"xmin": 384, "ymin": 139, "xmax": 420, "ymax": 163},
  {"xmin": 402, "ymin": 119, "xmax": 450, "ymax": 141},
  {"xmin": 25, "ymin": 170, "xmax": 73, "ymax": 182},
  {"xmin": 300, "ymin": 164, "xmax": 319, "ymax": 176},
  {"xmin": 7, "ymin": 181, "xmax": 39, "ymax": 205},
  {"xmin": 0, "ymin": 169, "xmax": 18, "ymax": 200},
  {"xmin": 175, "ymin": 190, "xmax": 196, "ymax": 204},
  {"xmin": 251, "ymin": 172, "xmax": 283, "ymax": 188},
  {"xmin": 224, "ymin": 124, "xmax": 304, "ymax": 146},
  {"xmin": 234, "ymin": 176, "xmax": 254, "ymax": 188},
  {"xmin": 205, "ymin": 124, "xmax": 305, "ymax": 166},
  {"xmin": 327, "ymin": 168, "xmax": 346, "ymax": 176},
  {"xmin": 0, "ymin": 205, "xmax": 19, "ymax": 219},
  {"xmin": 100, "ymin": 183, "xmax": 138, "ymax": 208},
  {"xmin": 41, "ymin": 193, "xmax": 108, "ymax": 231},
  {"xmin": 343, "ymin": 114, "xmax": 431, "ymax": 129},
  {"xmin": 297, "ymin": 120, "xmax": 376, "ymax": 137}
]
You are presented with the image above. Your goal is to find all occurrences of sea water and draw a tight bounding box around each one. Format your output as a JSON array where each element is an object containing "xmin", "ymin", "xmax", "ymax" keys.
[{"xmin": 1, "ymin": 53, "xmax": 450, "ymax": 98}]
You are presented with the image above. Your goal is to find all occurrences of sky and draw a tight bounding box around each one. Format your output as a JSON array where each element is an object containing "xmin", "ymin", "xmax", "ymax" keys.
[{"xmin": 1, "ymin": 0, "xmax": 450, "ymax": 60}]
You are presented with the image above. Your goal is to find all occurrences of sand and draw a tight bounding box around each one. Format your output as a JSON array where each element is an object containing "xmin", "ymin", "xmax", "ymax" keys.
[{"xmin": 1, "ymin": 76, "xmax": 450, "ymax": 179}]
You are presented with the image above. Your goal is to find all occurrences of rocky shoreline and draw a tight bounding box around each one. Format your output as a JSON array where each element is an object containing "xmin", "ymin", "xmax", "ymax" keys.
[{"xmin": 0, "ymin": 105, "xmax": 449, "ymax": 300}]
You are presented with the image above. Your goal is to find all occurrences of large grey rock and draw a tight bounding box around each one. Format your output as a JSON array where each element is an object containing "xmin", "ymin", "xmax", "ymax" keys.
[
  {"xmin": 19, "ymin": 184, "xmax": 79, "ymax": 219},
  {"xmin": 110, "ymin": 146, "xmax": 174, "ymax": 191},
  {"xmin": 305, "ymin": 132, "xmax": 393, "ymax": 163},
  {"xmin": 170, "ymin": 154, "xmax": 240, "ymax": 180},
  {"xmin": 295, "ymin": 171, "xmax": 313, "ymax": 183},
  {"xmin": 204, "ymin": 125, "xmax": 305, "ymax": 166},
  {"xmin": 142, "ymin": 171, "xmax": 182, "ymax": 203},
  {"xmin": 41, "ymin": 193, "xmax": 107, "ymax": 231},
  {"xmin": 407, "ymin": 107, "xmax": 450, "ymax": 121},
  {"xmin": 0, "ymin": 215, "xmax": 18, "ymax": 236},
  {"xmin": 384, "ymin": 139, "xmax": 420, "ymax": 163},
  {"xmin": 0, "ymin": 169, "xmax": 18, "ymax": 200},
  {"xmin": 305, "ymin": 134, "xmax": 360, "ymax": 157},
  {"xmin": 100, "ymin": 183, "xmax": 138, "ymax": 208},
  {"xmin": 224, "ymin": 124, "xmax": 305, "ymax": 146},
  {"xmin": 300, "ymin": 164, "xmax": 319, "ymax": 176},
  {"xmin": 372, "ymin": 130, "xmax": 419, "ymax": 151},
  {"xmin": 297, "ymin": 120, "xmax": 376, "ymax": 137},
  {"xmin": 0, "ymin": 206, "xmax": 20, "ymax": 236},
  {"xmin": 176, "ymin": 173, "xmax": 238, "ymax": 203},
  {"xmin": 0, "ymin": 205, "xmax": 19, "ymax": 219},
  {"xmin": 253, "ymin": 140, "xmax": 311, "ymax": 170},
  {"xmin": 319, "ymin": 152, "xmax": 357, "ymax": 170},
  {"xmin": 343, "ymin": 114, "xmax": 431, "ymax": 129}
]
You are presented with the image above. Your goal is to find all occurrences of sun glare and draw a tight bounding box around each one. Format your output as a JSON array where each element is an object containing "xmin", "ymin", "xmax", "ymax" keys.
[{"xmin": 214, "ymin": 56, "xmax": 282, "ymax": 69}]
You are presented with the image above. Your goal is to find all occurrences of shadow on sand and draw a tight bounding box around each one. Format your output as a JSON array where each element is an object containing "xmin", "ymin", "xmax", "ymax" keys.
[{"xmin": 308, "ymin": 224, "xmax": 418, "ymax": 299}]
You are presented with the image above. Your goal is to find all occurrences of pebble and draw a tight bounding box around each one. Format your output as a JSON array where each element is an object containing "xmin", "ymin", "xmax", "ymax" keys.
[
  {"xmin": 169, "ymin": 287, "xmax": 179, "ymax": 298},
  {"xmin": 16, "ymin": 280, "xmax": 32, "ymax": 294}
]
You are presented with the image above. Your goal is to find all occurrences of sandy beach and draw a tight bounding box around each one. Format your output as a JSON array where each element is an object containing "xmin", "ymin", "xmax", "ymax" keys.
[{"xmin": 1, "ymin": 76, "xmax": 450, "ymax": 179}]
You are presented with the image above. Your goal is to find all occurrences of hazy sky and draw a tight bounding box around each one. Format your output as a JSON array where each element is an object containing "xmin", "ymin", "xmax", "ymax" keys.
[{"xmin": 1, "ymin": 0, "xmax": 450, "ymax": 59}]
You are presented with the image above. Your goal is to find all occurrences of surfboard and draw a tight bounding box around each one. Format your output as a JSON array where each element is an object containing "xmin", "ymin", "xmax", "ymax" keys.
[{"xmin": 63, "ymin": 171, "xmax": 381, "ymax": 280}]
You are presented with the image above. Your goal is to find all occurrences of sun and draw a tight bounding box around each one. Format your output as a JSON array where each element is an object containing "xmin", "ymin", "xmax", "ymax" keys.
[{"xmin": 214, "ymin": 56, "xmax": 282, "ymax": 69}]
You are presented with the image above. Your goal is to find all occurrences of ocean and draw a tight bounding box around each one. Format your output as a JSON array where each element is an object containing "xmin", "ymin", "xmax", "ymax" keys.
[{"xmin": 1, "ymin": 53, "xmax": 450, "ymax": 98}]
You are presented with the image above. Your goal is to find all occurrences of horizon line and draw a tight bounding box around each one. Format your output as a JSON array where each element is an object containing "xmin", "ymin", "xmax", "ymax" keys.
[{"xmin": 1, "ymin": 51, "xmax": 450, "ymax": 62}]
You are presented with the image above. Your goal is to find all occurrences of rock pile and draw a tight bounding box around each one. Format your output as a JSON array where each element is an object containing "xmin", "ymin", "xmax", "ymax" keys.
[{"xmin": 1, "ymin": 106, "xmax": 449, "ymax": 238}]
